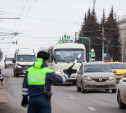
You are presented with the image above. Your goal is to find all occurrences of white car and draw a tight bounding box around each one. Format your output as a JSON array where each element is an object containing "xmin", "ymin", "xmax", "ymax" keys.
[
  {"xmin": 77, "ymin": 62, "xmax": 117, "ymax": 93},
  {"xmin": 117, "ymin": 74, "xmax": 126, "ymax": 109}
]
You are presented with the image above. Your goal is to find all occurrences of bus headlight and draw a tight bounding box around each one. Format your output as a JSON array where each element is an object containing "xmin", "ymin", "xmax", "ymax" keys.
[{"xmin": 55, "ymin": 71, "xmax": 62, "ymax": 75}]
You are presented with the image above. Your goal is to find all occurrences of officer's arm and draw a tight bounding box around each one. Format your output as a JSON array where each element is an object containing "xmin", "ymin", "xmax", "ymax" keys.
[
  {"xmin": 46, "ymin": 72, "xmax": 69, "ymax": 84},
  {"xmin": 22, "ymin": 71, "xmax": 28, "ymax": 98}
]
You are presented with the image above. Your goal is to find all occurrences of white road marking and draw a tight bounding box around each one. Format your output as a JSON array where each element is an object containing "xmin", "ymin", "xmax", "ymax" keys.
[
  {"xmin": 88, "ymin": 107, "xmax": 96, "ymax": 111},
  {"xmin": 69, "ymin": 97, "xmax": 74, "ymax": 99}
]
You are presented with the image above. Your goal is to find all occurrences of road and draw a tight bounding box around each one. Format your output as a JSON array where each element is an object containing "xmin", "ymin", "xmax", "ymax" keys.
[{"xmin": 0, "ymin": 68, "xmax": 126, "ymax": 113}]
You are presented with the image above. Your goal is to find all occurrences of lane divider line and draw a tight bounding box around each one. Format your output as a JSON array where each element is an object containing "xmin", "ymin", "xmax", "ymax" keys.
[
  {"xmin": 88, "ymin": 107, "xmax": 96, "ymax": 111},
  {"xmin": 69, "ymin": 97, "xmax": 74, "ymax": 99}
]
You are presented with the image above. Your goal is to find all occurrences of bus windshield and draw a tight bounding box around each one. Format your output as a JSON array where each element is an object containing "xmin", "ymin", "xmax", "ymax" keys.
[
  {"xmin": 17, "ymin": 55, "xmax": 36, "ymax": 62},
  {"xmin": 54, "ymin": 49, "xmax": 85, "ymax": 62}
]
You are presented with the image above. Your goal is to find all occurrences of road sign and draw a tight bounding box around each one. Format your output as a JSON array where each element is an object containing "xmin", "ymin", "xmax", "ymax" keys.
[
  {"xmin": 104, "ymin": 53, "xmax": 107, "ymax": 58},
  {"xmin": 66, "ymin": 35, "xmax": 71, "ymax": 40},
  {"xmin": 91, "ymin": 48, "xmax": 95, "ymax": 53},
  {"xmin": 12, "ymin": 41, "xmax": 16, "ymax": 44},
  {"xmin": 91, "ymin": 52, "xmax": 95, "ymax": 57},
  {"xmin": 64, "ymin": 35, "xmax": 71, "ymax": 40},
  {"xmin": 70, "ymin": 40, "xmax": 73, "ymax": 43}
]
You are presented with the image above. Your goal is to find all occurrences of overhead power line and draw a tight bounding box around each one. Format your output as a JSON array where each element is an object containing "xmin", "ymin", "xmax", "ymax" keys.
[{"xmin": 0, "ymin": 17, "xmax": 20, "ymax": 19}]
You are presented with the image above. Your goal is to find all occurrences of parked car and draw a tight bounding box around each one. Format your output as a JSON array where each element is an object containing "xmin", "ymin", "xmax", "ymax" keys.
[
  {"xmin": 117, "ymin": 73, "xmax": 126, "ymax": 109},
  {"xmin": 77, "ymin": 62, "xmax": 117, "ymax": 93},
  {"xmin": 108, "ymin": 62, "xmax": 126, "ymax": 82}
]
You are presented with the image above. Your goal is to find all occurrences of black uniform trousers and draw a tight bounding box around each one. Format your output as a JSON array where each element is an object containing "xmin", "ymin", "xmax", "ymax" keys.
[{"xmin": 28, "ymin": 95, "xmax": 51, "ymax": 113}]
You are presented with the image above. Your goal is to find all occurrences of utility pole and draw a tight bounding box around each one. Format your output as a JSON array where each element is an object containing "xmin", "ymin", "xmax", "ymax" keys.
[
  {"xmin": 102, "ymin": 22, "xmax": 105, "ymax": 61},
  {"xmin": 92, "ymin": 0, "xmax": 96, "ymax": 10},
  {"xmin": 89, "ymin": 37, "xmax": 91, "ymax": 61},
  {"xmin": 75, "ymin": 32, "xmax": 78, "ymax": 43}
]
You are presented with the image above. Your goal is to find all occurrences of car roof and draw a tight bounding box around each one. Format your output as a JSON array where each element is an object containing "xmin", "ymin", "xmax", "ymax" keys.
[{"xmin": 83, "ymin": 61, "xmax": 108, "ymax": 65}]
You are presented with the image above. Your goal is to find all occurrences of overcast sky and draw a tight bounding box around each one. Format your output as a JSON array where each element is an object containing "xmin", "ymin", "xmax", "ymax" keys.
[{"xmin": 0, "ymin": 0, "xmax": 126, "ymax": 63}]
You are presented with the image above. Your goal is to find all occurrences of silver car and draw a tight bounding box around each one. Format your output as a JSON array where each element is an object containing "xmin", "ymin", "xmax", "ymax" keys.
[
  {"xmin": 117, "ymin": 73, "xmax": 126, "ymax": 109},
  {"xmin": 77, "ymin": 62, "xmax": 117, "ymax": 93}
]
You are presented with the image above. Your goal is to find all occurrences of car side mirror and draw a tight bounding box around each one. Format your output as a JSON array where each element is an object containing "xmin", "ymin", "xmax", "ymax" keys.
[{"xmin": 113, "ymin": 70, "xmax": 117, "ymax": 73}]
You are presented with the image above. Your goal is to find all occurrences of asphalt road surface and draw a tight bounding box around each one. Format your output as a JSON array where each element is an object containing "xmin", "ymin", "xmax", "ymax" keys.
[{"xmin": 0, "ymin": 68, "xmax": 126, "ymax": 113}]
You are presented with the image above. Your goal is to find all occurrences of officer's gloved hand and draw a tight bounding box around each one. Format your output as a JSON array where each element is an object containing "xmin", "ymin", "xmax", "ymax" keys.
[
  {"xmin": 21, "ymin": 97, "xmax": 28, "ymax": 107},
  {"xmin": 64, "ymin": 67, "xmax": 76, "ymax": 77}
]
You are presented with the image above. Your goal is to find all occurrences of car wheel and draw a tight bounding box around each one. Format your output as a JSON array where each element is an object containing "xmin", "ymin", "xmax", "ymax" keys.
[
  {"xmin": 77, "ymin": 86, "xmax": 81, "ymax": 92},
  {"xmin": 118, "ymin": 92, "xmax": 126, "ymax": 109},
  {"xmin": 81, "ymin": 82, "xmax": 86, "ymax": 93},
  {"xmin": 112, "ymin": 89, "xmax": 116, "ymax": 93}
]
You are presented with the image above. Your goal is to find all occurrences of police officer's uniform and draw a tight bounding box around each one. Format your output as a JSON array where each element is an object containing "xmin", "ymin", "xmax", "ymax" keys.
[
  {"xmin": 22, "ymin": 58, "xmax": 69, "ymax": 113},
  {"xmin": 0, "ymin": 65, "xmax": 3, "ymax": 83}
]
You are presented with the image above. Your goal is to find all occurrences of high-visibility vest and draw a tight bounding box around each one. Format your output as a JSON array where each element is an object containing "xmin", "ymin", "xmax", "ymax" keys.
[{"xmin": 27, "ymin": 58, "xmax": 53, "ymax": 85}]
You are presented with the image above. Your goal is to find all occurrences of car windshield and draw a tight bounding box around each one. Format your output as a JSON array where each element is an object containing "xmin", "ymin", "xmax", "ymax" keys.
[
  {"xmin": 109, "ymin": 64, "xmax": 126, "ymax": 69},
  {"xmin": 17, "ymin": 55, "xmax": 36, "ymax": 62},
  {"xmin": 6, "ymin": 58, "xmax": 13, "ymax": 61},
  {"xmin": 84, "ymin": 65, "xmax": 111, "ymax": 72},
  {"xmin": 54, "ymin": 49, "xmax": 85, "ymax": 62}
]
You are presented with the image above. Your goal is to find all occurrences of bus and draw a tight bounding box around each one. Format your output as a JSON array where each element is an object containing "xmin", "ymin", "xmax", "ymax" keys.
[{"xmin": 48, "ymin": 43, "xmax": 86, "ymax": 84}]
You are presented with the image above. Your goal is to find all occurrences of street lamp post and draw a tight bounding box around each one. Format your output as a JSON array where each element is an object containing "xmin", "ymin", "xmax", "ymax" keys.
[{"xmin": 102, "ymin": 23, "xmax": 105, "ymax": 61}]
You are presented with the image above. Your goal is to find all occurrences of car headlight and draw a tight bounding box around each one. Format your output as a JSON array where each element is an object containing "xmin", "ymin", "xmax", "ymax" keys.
[
  {"xmin": 109, "ymin": 76, "xmax": 115, "ymax": 81},
  {"xmin": 84, "ymin": 76, "xmax": 92, "ymax": 81}
]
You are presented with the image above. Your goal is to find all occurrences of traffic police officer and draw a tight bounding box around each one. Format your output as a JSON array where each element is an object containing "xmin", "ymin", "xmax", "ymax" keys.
[
  {"xmin": 0, "ymin": 64, "xmax": 4, "ymax": 86},
  {"xmin": 21, "ymin": 51, "xmax": 74, "ymax": 113}
]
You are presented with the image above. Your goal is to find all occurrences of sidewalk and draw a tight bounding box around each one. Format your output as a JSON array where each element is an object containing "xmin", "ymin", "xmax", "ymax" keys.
[
  {"xmin": 0, "ymin": 81, "xmax": 10, "ymax": 113},
  {"xmin": 0, "ymin": 85, "xmax": 8, "ymax": 103}
]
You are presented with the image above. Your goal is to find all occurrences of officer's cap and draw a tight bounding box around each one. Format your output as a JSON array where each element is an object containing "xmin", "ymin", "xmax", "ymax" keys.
[{"xmin": 37, "ymin": 51, "xmax": 50, "ymax": 61}]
